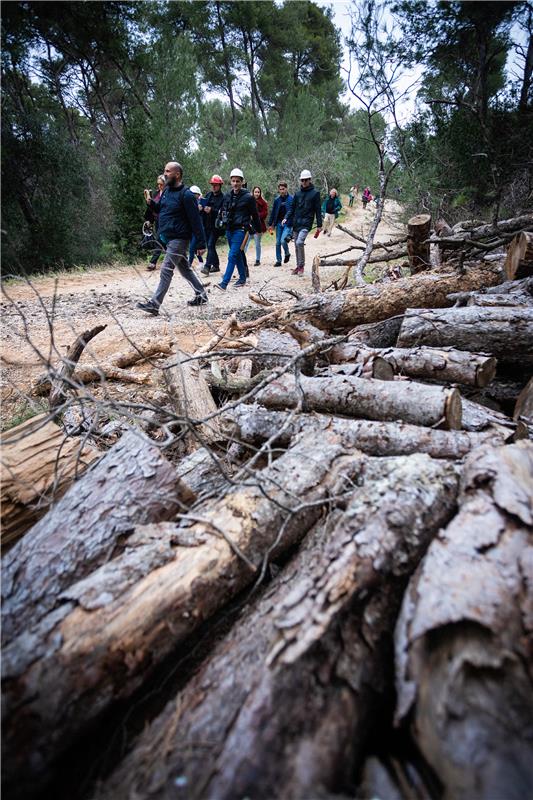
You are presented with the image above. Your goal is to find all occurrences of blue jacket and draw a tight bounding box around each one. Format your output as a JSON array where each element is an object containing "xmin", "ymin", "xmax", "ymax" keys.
[
  {"xmin": 321, "ymin": 195, "xmax": 342, "ymax": 218},
  {"xmin": 286, "ymin": 183, "xmax": 322, "ymax": 231},
  {"xmin": 268, "ymin": 194, "xmax": 293, "ymax": 227},
  {"xmin": 148, "ymin": 184, "xmax": 206, "ymax": 248}
]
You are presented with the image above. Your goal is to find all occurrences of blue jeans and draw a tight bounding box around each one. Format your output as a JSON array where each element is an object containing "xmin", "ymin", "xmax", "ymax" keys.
[
  {"xmin": 221, "ymin": 229, "xmax": 247, "ymax": 287},
  {"xmin": 275, "ymin": 223, "xmax": 291, "ymax": 262},
  {"xmin": 244, "ymin": 232, "xmax": 262, "ymax": 262}
]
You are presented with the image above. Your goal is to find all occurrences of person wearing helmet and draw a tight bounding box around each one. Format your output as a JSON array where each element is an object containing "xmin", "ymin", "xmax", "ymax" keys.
[
  {"xmin": 215, "ymin": 168, "xmax": 261, "ymax": 290},
  {"xmin": 187, "ymin": 185, "xmax": 205, "ymax": 268},
  {"xmin": 200, "ymin": 174, "xmax": 225, "ymax": 275},
  {"xmin": 137, "ymin": 161, "xmax": 207, "ymax": 315},
  {"xmin": 283, "ymin": 169, "xmax": 322, "ymax": 275}
]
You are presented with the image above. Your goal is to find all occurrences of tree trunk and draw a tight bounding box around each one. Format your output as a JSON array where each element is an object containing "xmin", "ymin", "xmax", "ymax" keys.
[
  {"xmin": 228, "ymin": 404, "xmax": 511, "ymax": 458},
  {"xmin": 465, "ymin": 292, "xmax": 533, "ymax": 307},
  {"xmin": 447, "ymin": 276, "xmax": 533, "ymax": 305},
  {"xmin": 395, "ymin": 441, "xmax": 533, "ymax": 800},
  {"xmin": 251, "ymin": 328, "xmax": 304, "ymax": 374},
  {"xmin": 504, "ymin": 231, "xmax": 533, "ymax": 281},
  {"xmin": 345, "ymin": 316, "xmax": 404, "ymax": 348},
  {"xmin": 329, "ymin": 343, "xmax": 497, "ymax": 388},
  {"xmin": 94, "ymin": 454, "xmax": 459, "ymax": 800},
  {"xmin": 460, "ymin": 396, "xmax": 527, "ymax": 438},
  {"xmin": 407, "ymin": 213, "xmax": 431, "ymax": 274},
  {"xmin": 164, "ymin": 350, "xmax": 221, "ymax": 447},
  {"xmin": 1, "ymin": 433, "xmax": 367, "ymax": 791},
  {"xmin": 1, "ymin": 431, "xmax": 194, "ymax": 647},
  {"xmin": 396, "ymin": 307, "xmax": 533, "ymax": 368},
  {"xmin": 324, "ymin": 356, "xmax": 394, "ymax": 381},
  {"xmin": 255, "ymin": 373, "xmax": 462, "ymax": 429}
]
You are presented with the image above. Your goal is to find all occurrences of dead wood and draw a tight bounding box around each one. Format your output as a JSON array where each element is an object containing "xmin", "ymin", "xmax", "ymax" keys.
[
  {"xmin": 164, "ymin": 350, "xmax": 221, "ymax": 447},
  {"xmin": 504, "ymin": 230, "xmax": 533, "ymax": 281},
  {"xmin": 93, "ymin": 453, "xmax": 459, "ymax": 800},
  {"xmin": 460, "ymin": 396, "xmax": 527, "ymax": 438},
  {"xmin": 514, "ymin": 377, "xmax": 533, "ymax": 423},
  {"xmin": 464, "ymin": 292, "xmax": 533, "ymax": 307},
  {"xmin": 324, "ymin": 357, "xmax": 394, "ymax": 381},
  {"xmin": 394, "ymin": 441, "xmax": 533, "ymax": 800},
  {"xmin": 49, "ymin": 324, "xmax": 106, "ymax": 409},
  {"xmin": 255, "ymin": 372, "xmax": 462, "ymax": 429},
  {"xmin": 1, "ymin": 430, "xmax": 193, "ymax": 647},
  {"xmin": 407, "ymin": 213, "xmax": 432, "ymax": 274}
]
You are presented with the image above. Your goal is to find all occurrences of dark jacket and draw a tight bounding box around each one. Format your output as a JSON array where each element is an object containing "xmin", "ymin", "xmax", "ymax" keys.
[
  {"xmin": 201, "ymin": 189, "xmax": 225, "ymax": 234},
  {"xmin": 286, "ymin": 183, "xmax": 322, "ymax": 231},
  {"xmin": 148, "ymin": 184, "xmax": 206, "ymax": 248},
  {"xmin": 268, "ymin": 193, "xmax": 293, "ymax": 227},
  {"xmin": 222, "ymin": 188, "xmax": 261, "ymax": 233},
  {"xmin": 144, "ymin": 189, "xmax": 162, "ymax": 225},
  {"xmin": 321, "ymin": 195, "xmax": 342, "ymax": 217}
]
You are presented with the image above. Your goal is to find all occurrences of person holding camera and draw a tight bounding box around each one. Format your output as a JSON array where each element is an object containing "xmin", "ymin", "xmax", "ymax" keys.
[
  {"xmin": 215, "ymin": 168, "xmax": 261, "ymax": 291},
  {"xmin": 137, "ymin": 161, "xmax": 207, "ymax": 315},
  {"xmin": 284, "ymin": 169, "xmax": 322, "ymax": 275},
  {"xmin": 268, "ymin": 181, "xmax": 293, "ymax": 266},
  {"xmin": 144, "ymin": 174, "xmax": 165, "ymax": 271},
  {"xmin": 200, "ymin": 174, "xmax": 225, "ymax": 275}
]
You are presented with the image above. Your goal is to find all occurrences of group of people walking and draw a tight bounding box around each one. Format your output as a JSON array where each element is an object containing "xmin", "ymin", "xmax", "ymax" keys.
[{"xmin": 138, "ymin": 162, "xmax": 345, "ymax": 316}]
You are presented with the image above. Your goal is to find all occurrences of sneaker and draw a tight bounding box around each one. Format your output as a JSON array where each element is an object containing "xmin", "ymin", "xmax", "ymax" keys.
[
  {"xmin": 187, "ymin": 295, "xmax": 208, "ymax": 306},
  {"xmin": 200, "ymin": 266, "xmax": 210, "ymax": 275},
  {"xmin": 254, "ymin": 260, "xmax": 260, "ymax": 266},
  {"xmin": 283, "ymin": 253, "xmax": 290, "ymax": 263},
  {"xmin": 137, "ymin": 301, "xmax": 159, "ymax": 316},
  {"xmin": 209, "ymin": 266, "xmax": 221, "ymax": 273},
  {"xmin": 146, "ymin": 264, "xmax": 156, "ymax": 271},
  {"xmin": 291, "ymin": 267, "xmax": 304, "ymax": 275},
  {"xmin": 215, "ymin": 283, "xmax": 227, "ymax": 291},
  {"xmin": 273, "ymin": 261, "xmax": 282, "ymax": 267},
  {"xmin": 234, "ymin": 281, "xmax": 246, "ymax": 287}
]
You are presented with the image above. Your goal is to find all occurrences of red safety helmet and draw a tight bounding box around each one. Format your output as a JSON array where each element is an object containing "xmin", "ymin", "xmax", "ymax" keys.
[{"xmin": 210, "ymin": 174, "xmax": 224, "ymax": 185}]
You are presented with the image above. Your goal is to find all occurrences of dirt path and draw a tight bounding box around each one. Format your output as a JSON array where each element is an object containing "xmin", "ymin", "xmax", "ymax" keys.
[{"xmin": 1, "ymin": 200, "xmax": 404, "ymax": 425}]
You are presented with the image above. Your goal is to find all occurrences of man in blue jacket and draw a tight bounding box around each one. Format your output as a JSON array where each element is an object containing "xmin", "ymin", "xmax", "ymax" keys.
[
  {"xmin": 284, "ymin": 169, "xmax": 322, "ymax": 275},
  {"xmin": 138, "ymin": 161, "xmax": 207, "ymax": 315},
  {"xmin": 267, "ymin": 181, "xmax": 293, "ymax": 267}
]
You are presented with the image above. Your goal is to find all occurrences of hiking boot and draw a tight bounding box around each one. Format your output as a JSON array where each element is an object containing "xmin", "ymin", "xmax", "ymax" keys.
[
  {"xmin": 209, "ymin": 266, "xmax": 221, "ymax": 273},
  {"xmin": 200, "ymin": 266, "xmax": 210, "ymax": 275},
  {"xmin": 137, "ymin": 301, "xmax": 159, "ymax": 316},
  {"xmin": 273, "ymin": 261, "xmax": 282, "ymax": 267},
  {"xmin": 283, "ymin": 253, "xmax": 290, "ymax": 263},
  {"xmin": 187, "ymin": 295, "xmax": 208, "ymax": 306},
  {"xmin": 254, "ymin": 260, "xmax": 260, "ymax": 266},
  {"xmin": 291, "ymin": 267, "xmax": 304, "ymax": 275},
  {"xmin": 215, "ymin": 283, "xmax": 227, "ymax": 291},
  {"xmin": 234, "ymin": 281, "xmax": 246, "ymax": 287}
]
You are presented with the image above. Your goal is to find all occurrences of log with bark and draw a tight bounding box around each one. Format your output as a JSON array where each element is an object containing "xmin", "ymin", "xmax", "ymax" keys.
[
  {"xmin": 514, "ymin": 376, "xmax": 533, "ymax": 423},
  {"xmin": 255, "ymin": 372, "xmax": 462, "ymax": 429},
  {"xmin": 0, "ymin": 414, "xmax": 98, "ymax": 549},
  {"xmin": 323, "ymin": 354, "xmax": 395, "ymax": 381},
  {"xmin": 1, "ymin": 430, "xmax": 195, "ymax": 647},
  {"xmin": 1, "ymin": 432, "xmax": 368, "ymax": 790},
  {"xmin": 394, "ymin": 441, "xmax": 533, "ymax": 800},
  {"xmin": 504, "ymin": 230, "xmax": 533, "ymax": 281},
  {"xmin": 396, "ymin": 306, "xmax": 533, "ymax": 368},
  {"xmin": 407, "ymin": 213, "xmax": 432, "ymax": 274},
  {"xmin": 164, "ymin": 350, "xmax": 221, "ymax": 447},
  {"xmin": 447, "ymin": 275, "xmax": 532, "ymax": 305},
  {"xmin": 94, "ymin": 453, "xmax": 459, "ymax": 800}
]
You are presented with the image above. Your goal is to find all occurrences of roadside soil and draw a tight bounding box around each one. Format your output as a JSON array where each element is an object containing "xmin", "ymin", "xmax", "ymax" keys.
[{"xmin": 1, "ymin": 199, "xmax": 404, "ymax": 427}]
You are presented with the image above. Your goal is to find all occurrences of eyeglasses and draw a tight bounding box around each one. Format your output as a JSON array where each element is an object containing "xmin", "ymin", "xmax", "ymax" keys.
[{"xmin": 301, "ymin": 178, "xmax": 311, "ymax": 182}]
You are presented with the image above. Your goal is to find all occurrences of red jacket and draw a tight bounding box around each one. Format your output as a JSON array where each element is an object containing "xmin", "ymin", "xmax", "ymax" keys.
[{"xmin": 255, "ymin": 195, "xmax": 268, "ymax": 233}]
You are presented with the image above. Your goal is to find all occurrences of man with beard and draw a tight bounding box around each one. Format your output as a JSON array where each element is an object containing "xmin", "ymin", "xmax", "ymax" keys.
[
  {"xmin": 283, "ymin": 169, "xmax": 322, "ymax": 275},
  {"xmin": 138, "ymin": 161, "xmax": 207, "ymax": 315}
]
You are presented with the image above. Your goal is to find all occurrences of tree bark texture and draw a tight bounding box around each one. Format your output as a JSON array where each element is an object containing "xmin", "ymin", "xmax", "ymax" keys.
[
  {"xmin": 93, "ymin": 454, "xmax": 459, "ymax": 800},
  {"xmin": 345, "ymin": 316, "xmax": 404, "ymax": 348},
  {"xmin": 446, "ymin": 276, "xmax": 533, "ymax": 306},
  {"xmin": 464, "ymin": 291, "xmax": 533, "ymax": 307},
  {"xmin": 394, "ymin": 441, "xmax": 533, "ymax": 800},
  {"xmin": 1, "ymin": 433, "xmax": 367, "ymax": 790},
  {"xmin": 164, "ymin": 351, "xmax": 221, "ymax": 447},
  {"xmin": 460, "ymin": 396, "xmax": 527, "ymax": 438},
  {"xmin": 328, "ymin": 343, "xmax": 497, "ymax": 388},
  {"xmin": 504, "ymin": 231, "xmax": 533, "ymax": 281},
  {"xmin": 255, "ymin": 373, "xmax": 462, "ymax": 430},
  {"xmin": 228, "ymin": 404, "xmax": 510, "ymax": 459},
  {"xmin": 396, "ymin": 306, "xmax": 533, "ymax": 368},
  {"xmin": 514, "ymin": 377, "xmax": 533, "ymax": 423},
  {"xmin": 407, "ymin": 213, "xmax": 431, "ymax": 274},
  {"xmin": 322, "ymin": 356, "xmax": 394, "ymax": 381},
  {"xmin": 1, "ymin": 431, "xmax": 193, "ymax": 647}
]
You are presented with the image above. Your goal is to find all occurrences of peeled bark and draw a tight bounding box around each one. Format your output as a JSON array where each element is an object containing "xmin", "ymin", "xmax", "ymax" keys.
[
  {"xmin": 1, "ymin": 431, "xmax": 193, "ymax": 647},
  {"xmin": 94, "ymin": 454, "xmax": 459, "ymax": 800},
  {"xmin": 407, "ymin": 213, "xmax": 431, "ymax": 274},
  {"xmin": 1, "ymin": 433, "xmax": 366, "ymax": 791},
  {"xmin": 397, "ymin": 306, "xmax": 533, "ymax": 368},
  {"xmin": 255, "ymin": 373, "xmax": 462, "ymax": 430},
  {"xmin": 395, "ymin": 441, "xmax": 533, "ymax": 800},
  {"xmin": 228, "ymin": 404, "xmax": 511, "ymax": 458},
  {"xmin": 329, "ymin": 343, "xmax": 496, "ymax": 388}
]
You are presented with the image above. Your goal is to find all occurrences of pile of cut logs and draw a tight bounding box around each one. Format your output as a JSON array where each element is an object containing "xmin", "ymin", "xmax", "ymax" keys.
[{"xmin": 2, "ymin": 235, "xmax": 533, "ymax": 800}]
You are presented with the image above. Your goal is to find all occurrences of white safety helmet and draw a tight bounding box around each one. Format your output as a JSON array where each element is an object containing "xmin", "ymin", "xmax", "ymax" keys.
[
  {"xmin": 189, "ymin": 185, "xmax": 201, "ymax": 195},
  {"xmin": 230, "ymin": 168, "xmax": 244, "ymax": 179},
  {"xmin": 299, "ymin": 169, "xmax": 312, "ymax": 180}
]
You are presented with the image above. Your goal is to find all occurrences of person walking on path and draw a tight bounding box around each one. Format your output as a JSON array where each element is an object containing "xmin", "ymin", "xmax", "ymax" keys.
[
  {"xmin": 362, "ymin": 186, "xmax": 372, "ymax": 209},
  {"xmin": 145, "ymin": 174, "xmax": 165, "ymax": 271},
  {"xmin": 267, "ymin": 181, "xmax": 293, "ymax": 266},
  {"xmin": 137, "ymin": 161, "xmax": 207, "ymax": 315},
  {"xmin": 187, "ymin": 185, "xmax": 205, "ymax": 268},
  {"xmin": 321, "ymin": 188, "xmax": 342, "ymax": 236},
  {"xmin": 244, "ymin": 186, "xmax": 268, "ymax": 265},
  {"xmin": 200, "ymin": 174, "xmax": 225, "ymax": 275},
  {"xmin": 215, "ymin": 168, "xmax": 261, "ymax": 291},
  {"xmin": 283, "ymin": 169, "xmax": 322, "ymax": 275},
  {"xmin": 348, "ymin": 185, "xmax": 356, "ymax": 208}
]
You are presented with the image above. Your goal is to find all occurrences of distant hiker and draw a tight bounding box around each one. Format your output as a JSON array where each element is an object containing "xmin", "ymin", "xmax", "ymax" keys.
[
  {"xmin": 144, "ymin": 174, "xmax": 165, "ymax": 271},
  {"xmin": 362, "ymin": 187, "xmax": 372, "ymax": 209},
  {"xmin": 268, "ymin": 181, "xmax": 293, "ymax": 266},
  {"xmin": 244, "ymin": 186, "xmax": 268, "ymax": 266},
  {"xmin": 137, "ymin": 161, "xmax": 207, "ymax": 315},
  {"xmin": 348, "ymin": 185, "xmax": 356, "ymax": 208},
  {"xmin": 215, "ymin": 168, "xmax": 261, "ymax": 291},
  {"xmin": 374, "ymin": 194, "xmax": 381, "ymax": 207},
  {"xmin": 321, "ymin": 188, "xmax": 342, "ymax": 237},
  {"xmin": 283, "ymin": 169, "xmax": 322, "ymax": 275},
  {"xmin": 200, "ymin": 174, "xmax": 225, "ymax": 275},
  {"xmin": 188, "ymin": 185, "xmax": 205, "ymax": 267}
]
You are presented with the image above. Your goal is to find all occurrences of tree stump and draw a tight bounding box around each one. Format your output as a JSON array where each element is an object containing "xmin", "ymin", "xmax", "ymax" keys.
[
  {"xmin": 504, "ymin": 231, "xmax": 533, "ymax": 281},
  {"xmin": 407, "ymin": 213, "xmax": 431, "ymax": 274}
]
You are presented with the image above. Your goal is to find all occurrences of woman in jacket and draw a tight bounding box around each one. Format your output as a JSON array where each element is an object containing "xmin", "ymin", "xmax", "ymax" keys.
[
  {"xmin": 321, "ymin": 188, "xmax": 342, "ymax": 237},
  {"xmin": 245, "ymin": 186, "xmax": 268, "ymax": 265}
]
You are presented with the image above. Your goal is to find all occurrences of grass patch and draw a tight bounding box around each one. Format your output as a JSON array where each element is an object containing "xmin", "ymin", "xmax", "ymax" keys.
[{"xmin": 1, "ymin": 399, "xmax": 49, "ymax": 432}]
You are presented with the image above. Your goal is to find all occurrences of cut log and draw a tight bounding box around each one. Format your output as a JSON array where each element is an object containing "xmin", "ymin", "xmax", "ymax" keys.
[
  {"xmin": 1, "ymin": 432, "xmax": 368, "ymax": 790},
  {"xmin": 461, "ymin": 396, "xmax": 527, "ymax": 438},
  {"xmin": 329, "ymin": 343, "xmax": 497, "ymax": 388},
  {"xmin": 323, "ymin": 355, "xmax": 394, "ymax": 381},
  {"xmin": 346, "ymin": 316, "xmax": 404, "ymax": 348},
  {"xmin": 465, "ymin": 291, "xmax": 533, "ymax": 306},
  {"xmin": 514, "ymin": 377, "xmax": 533, "ymax": 423},
  {"xmin": 94, "ymin": 453, "xmax": 459, "ymax": 800},
  {"xmin": 228, "ymin": 404, "xmax": 512, "ymax": 458},
  {"xmin": 396, "ymin": 306, "xmax": 533, "ymax": 368},
  {"xmin": 164, "ymin": 350, "xmax": 221, "ymax": 447},
  {"xmin": 251, "ymin": 328, "xmax": 302, "ymax": 374},
  {"xmin": 0, "ymin": 414, "xmax": 98, "ymax": 550},
  {"xmin": 407, "ymin": 213, "xmax": 431, "ymax": 274},
  {"xmin": 255, "ymin": 373, "xmax": 462, "ymax": 429},
  {"xmin": 1, "ymin": 430, "xmax": 194, "ymax": 647},
  {"xmin": 395, "ymin": 441, "xmax": 533, "ymax": 800},
  {"xmin": 447, "ymin": 276, "xmax": 533, "ymax": 306},
  {"xmin": 504, "ymin": 231, "xmax": 533, "ymax": 281}
]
